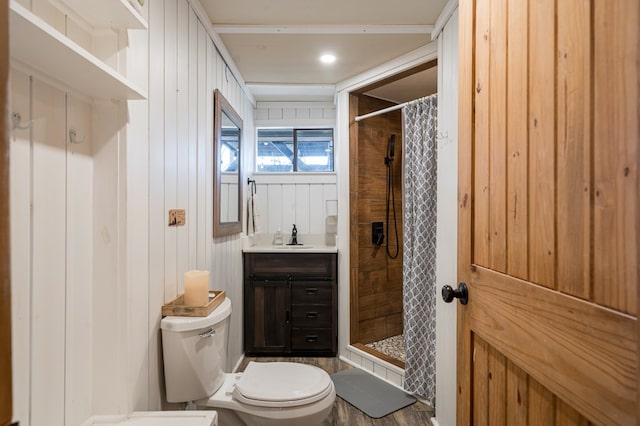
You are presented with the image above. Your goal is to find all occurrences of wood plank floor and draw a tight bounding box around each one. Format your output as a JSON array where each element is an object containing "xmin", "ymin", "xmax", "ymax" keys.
[{"xmin": 237, "ymin": 357, "xmax": 434, "ymax": 425}]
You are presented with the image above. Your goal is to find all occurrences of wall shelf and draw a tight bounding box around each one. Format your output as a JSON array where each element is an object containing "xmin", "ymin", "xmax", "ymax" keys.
[
  {"xmin": 9, "ymin": 1, "xmax": 147, "ymax": 100},
  {"xmin": 49, "ymin": 0, "xmax": 147, "ymax": 30}
]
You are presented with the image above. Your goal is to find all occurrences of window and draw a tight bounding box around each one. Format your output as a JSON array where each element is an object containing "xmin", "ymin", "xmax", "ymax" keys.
[{"xmin": 256, "ymin": 128, "xmax": 334, "ymax": 172}]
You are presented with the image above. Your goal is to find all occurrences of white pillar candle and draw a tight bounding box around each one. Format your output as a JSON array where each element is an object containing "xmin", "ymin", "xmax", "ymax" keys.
[{"xmin": 184, "ymin": 270, "xmax": 209, "ymax": 306}]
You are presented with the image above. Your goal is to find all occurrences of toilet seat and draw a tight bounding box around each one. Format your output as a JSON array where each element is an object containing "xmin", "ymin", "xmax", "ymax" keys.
[
  {"xmin": 199, "ymin": 369, "xmax": 336, "ymax": 425},
  {"xmin": 233, "ymin": 362, "xmax": 332, "ymax": 408}
]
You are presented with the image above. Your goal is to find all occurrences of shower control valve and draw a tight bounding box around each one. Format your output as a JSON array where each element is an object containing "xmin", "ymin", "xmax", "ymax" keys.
[{"xmin": 372, "ymin": 222, "xmax": 384, "ymax": 246}]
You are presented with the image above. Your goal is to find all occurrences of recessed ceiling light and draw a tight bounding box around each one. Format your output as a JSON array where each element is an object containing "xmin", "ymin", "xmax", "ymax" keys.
[{"xmin": 320, "ymin": 54, "xmax": 336, "ymax": 64}]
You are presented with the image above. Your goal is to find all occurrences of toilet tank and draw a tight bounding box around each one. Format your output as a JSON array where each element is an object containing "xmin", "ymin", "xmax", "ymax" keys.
[{"xmin": 160, "ymin": 297, "xmax": 232, "ymax": 403}]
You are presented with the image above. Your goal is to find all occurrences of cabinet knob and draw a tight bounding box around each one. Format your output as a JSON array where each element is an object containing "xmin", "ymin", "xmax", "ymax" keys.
[
  {"xmin": 306, "ymin": 312, "xmax": 318, "ymax": 319},
  {"xmin": 305, "ymin": 287, "xmax": 318, "ymax": 295}
]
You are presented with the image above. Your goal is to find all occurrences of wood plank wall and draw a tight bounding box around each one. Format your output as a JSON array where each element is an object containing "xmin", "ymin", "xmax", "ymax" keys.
[{"xmin": 350, "ymin": 94, "xmax": 404, "ymax": 344}]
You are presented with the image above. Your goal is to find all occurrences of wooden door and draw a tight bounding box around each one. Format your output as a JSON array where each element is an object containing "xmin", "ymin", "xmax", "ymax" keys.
[{"xmin": 457, "ymin": 0, "xmax": 638, "ymax": 424}]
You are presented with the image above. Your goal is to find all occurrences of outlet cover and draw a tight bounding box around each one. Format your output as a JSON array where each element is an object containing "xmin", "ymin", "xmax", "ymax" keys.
[{"xmin": 169, "ymin": 209, "xmax": 186, "ymax": 226}]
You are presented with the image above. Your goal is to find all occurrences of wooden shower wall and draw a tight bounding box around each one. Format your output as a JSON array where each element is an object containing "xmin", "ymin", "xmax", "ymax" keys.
[{"xmin": 349, "ymin": 94, "xmax": 404, "ymax": 345}]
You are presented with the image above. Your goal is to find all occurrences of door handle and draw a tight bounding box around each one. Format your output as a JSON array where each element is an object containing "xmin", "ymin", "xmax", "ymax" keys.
[{"xmin": 442, "ymin": 283, "xmax": 468, "ymax": 305}]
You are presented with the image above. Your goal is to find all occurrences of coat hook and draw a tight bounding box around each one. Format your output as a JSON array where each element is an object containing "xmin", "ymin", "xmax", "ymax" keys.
[
  {"xmin": 69, "ymin": 129, "xmax": 86, "ymax": 144},
  {"xmin": 11, "ymin": 112, "xmax": 33, "ymax": 130}
]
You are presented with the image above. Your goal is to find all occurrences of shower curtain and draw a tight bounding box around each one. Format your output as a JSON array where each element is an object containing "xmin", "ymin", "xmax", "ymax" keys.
[{"xmin": 402, "ymin": 94, "xmax": 438, "ymax": 405}]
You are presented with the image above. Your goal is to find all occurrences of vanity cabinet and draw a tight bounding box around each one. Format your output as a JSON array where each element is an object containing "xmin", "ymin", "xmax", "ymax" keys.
[{"xmin": 243, "ymin": 252, "xmax": 337, "ymax": 356}]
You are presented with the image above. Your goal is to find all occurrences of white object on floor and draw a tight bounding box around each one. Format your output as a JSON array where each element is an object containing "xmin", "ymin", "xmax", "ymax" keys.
[
  {"xmin": 161, "ymin": 297, "xmax": 336, "ymax": 425},
  {"xmin": 82, "ymin": 411, "xmax": 217, "ymax": 426}
]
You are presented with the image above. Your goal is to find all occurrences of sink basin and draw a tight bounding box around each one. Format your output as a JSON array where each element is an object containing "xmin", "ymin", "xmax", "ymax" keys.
[{"xmin": 273, "ymin": 245, "xmax": 314, "ymax": 249}]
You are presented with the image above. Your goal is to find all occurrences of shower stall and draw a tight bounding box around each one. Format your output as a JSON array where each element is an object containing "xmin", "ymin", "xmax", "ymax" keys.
[{"xmin": 349, "ymin": 93, "xmax": 406, "ymax": 366}]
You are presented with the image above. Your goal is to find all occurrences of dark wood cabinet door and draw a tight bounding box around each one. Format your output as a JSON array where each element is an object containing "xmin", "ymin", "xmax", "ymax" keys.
[{"xmin": 244, "ymin": 278, "xmax": 291, "ymax": 355}]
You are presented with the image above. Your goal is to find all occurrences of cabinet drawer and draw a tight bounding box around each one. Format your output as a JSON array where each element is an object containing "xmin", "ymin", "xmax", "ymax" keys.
[
  {"xmin": 244, "ymin": 253, "xmax": 336, "ymax": 279},
  {"xmin": 291, "ymin": 283, "xmax": 333, "ymax": 304},
  {"xmin": 292, "ymin": 305, "xmax": 333, "ymax": 328},
  {"xmin": 291, "ymin": 328, "xmax": 333, "ymax": 350}
]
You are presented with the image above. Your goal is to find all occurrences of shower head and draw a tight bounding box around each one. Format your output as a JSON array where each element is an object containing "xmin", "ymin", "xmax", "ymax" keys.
[{"xmin": 388, "ymin": 134, "xmax": 395, "ymax": 159}]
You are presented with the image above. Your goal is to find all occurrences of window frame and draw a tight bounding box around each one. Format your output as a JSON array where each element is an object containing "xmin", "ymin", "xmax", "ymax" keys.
[{"xmin": 255, "ymin": 126, "xmax": 335, "ymax": 173}]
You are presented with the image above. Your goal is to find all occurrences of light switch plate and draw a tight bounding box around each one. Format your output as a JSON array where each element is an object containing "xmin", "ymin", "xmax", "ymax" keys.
[{"xmin": 169, "ymin": 209, "xmax": 186, "ymax": 226}]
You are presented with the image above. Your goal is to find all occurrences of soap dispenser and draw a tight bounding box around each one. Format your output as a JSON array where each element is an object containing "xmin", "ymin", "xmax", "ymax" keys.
[{"xmin": 273, "ymin": 228, "xmax": 283, "ymax": 245}]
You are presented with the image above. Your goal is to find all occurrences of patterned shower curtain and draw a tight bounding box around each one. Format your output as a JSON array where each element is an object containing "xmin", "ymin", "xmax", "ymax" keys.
[{"xmin": 402, "ymin": 94, "xmax": 438, "ymax": 405}]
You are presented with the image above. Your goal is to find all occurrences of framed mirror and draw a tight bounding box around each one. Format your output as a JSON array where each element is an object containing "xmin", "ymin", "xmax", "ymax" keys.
[{"xmin": 213, "ymin": 89, "xmax": 243, "ymax": 237}]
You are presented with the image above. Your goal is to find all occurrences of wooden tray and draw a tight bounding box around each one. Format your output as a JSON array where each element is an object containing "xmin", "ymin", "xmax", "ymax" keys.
[{"xmin": 162, "ymin": 290, "xmax": 226, "ymax": 317}]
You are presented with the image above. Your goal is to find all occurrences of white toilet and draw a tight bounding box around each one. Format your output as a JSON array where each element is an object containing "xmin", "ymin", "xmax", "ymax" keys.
[{"xmin": 160, "ymin": 297, "xmax": 336, "ymax": 425}]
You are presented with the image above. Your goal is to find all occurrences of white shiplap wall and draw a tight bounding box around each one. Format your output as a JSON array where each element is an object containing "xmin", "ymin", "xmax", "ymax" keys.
[
  {"xmin": 10, "ymin": 0, "xmax": 125, "ymax": 421},
  {"xmin": 254, "ymin": 101, "xmax": 336, "ymax": 127},
  {"xmin": 11, "ymin": 72, "xmax": 90, "ymax": 426},
  {"xmin": 10, "ymin": 0, "xmax": 254, "ymax": 424},
  {"xmin": 134, "ymin": 0, "xmax": 255, "ymax": 413},
  {"xmin": 250, "ymin": 101, "xmax": 337, "ymax": 236}
]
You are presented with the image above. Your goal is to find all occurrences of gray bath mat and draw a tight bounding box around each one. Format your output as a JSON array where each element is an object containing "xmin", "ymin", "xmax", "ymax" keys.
[{"xmin": 331, "ymin": 368, "xmax": 416, "ymax": 418}]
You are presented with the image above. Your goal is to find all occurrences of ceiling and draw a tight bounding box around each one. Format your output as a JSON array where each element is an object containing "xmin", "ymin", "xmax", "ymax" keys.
[{"xmin": 199, "ymin": 0, "xmax": 448, "ymax": 102}]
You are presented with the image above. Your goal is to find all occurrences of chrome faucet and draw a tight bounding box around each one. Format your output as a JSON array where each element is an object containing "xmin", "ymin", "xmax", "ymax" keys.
[{"xmin": 290, "ymin": 224, "xmax": 298, "ymax": 245}]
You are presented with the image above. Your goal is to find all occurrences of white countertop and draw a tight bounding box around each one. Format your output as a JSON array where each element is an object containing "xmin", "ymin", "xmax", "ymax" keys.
[
  {"xmin": 243, "ymin": 245, "xmax": 338, "ymax": 253},
  {"xmin": 243, "ymin": 233, "xmax": 338, "ymax": 253}
]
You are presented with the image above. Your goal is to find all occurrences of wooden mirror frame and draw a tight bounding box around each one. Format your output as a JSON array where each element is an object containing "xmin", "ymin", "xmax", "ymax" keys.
[{"xmin": 213, "ymin": 89, "xmax": 243, "ymax": 237}]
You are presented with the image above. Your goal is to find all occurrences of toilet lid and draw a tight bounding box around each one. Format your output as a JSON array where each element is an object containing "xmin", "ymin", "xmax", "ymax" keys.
[{"xmin": 234, "ymin": 362, "xmax": 332, "ymax": 407}]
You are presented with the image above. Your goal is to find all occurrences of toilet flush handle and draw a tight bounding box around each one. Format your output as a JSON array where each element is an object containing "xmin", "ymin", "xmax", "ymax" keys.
[{"xmin": 199, "ymin": 328, "xmax": 215, "ymax": 339}]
